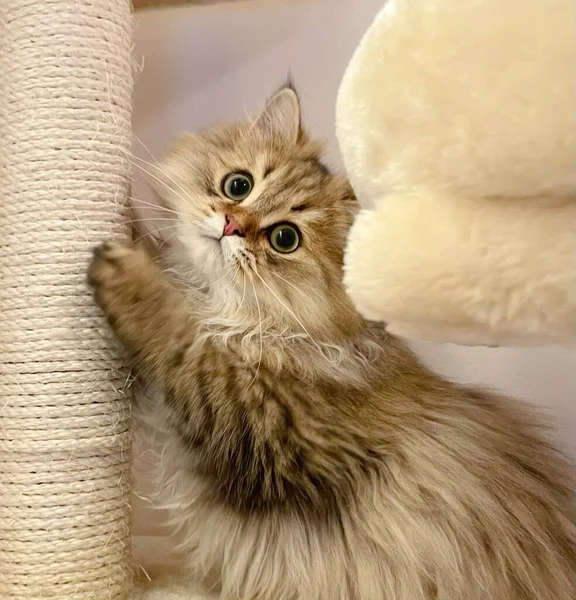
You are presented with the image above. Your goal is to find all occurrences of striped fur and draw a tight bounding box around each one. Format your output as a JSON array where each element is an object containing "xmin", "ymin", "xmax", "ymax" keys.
[{"xmin": 89, "ymin": 86, "xmax": 575, "ymax": 599}]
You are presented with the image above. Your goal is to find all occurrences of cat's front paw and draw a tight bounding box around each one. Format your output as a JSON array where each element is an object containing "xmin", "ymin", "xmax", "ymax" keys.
[
  {"xmin": 88, "ymin": 242, "xmax": 156, "ymax": 317},
  {"xmin": 88, "ymin": 242, "xmax": 150, "ymax": 287}
]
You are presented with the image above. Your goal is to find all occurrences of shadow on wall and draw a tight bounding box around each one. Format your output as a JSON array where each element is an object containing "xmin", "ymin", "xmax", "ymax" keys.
[
  {"xmin": 133, "ymin": 1, "xmax": 305, "ymax": 128},
  {"xmin": 132, "ymin": 0, "xmax": 382, "ymax": 168}
]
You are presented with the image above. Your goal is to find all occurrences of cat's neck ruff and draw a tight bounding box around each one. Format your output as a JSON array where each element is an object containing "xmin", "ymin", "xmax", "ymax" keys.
[
  {"xmin": 192, "ymin": 301, "xmax": 382, "ymax": 386},
  {"xmin": 167, "ymin": 259, "xmax": 385, "ymax": 385}
]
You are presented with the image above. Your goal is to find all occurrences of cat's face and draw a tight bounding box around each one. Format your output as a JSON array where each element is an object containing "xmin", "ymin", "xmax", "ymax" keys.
[{"xmin": 149, "ymin": 86, "xmax": 361, "ymax": 338}]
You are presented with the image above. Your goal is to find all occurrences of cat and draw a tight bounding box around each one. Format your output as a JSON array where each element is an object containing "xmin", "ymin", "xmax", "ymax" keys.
[{"xmin": 88, "ymin": 84, "xmax": 575, "ymax": 600}]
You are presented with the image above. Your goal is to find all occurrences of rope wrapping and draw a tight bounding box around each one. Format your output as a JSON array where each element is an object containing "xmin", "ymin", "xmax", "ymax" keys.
[{"xmin": 0, "ymin": 1, "xmax": 134, "ymax": 598}]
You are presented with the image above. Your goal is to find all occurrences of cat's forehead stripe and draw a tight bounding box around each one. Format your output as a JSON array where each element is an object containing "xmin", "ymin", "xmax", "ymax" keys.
[
  {"xmin": 256, "ymin": 206, "xmax": 325, "ymax": 231},
  {"xmin": 247, "ymin": 161, "xmax": 327, "ymax": 213}
]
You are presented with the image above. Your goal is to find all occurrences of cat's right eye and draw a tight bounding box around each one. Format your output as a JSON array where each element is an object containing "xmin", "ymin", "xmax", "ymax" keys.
[
  {"xmin": 222, "ymin": 172, "xmax": 253, "ymax": 202},
  {"xmin": 268, "ymin": 223, "xmax": 300, "ymax": 253}
]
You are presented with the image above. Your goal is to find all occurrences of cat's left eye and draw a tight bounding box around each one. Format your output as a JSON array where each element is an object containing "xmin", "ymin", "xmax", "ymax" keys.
[
  {"xmin": 222, "ymin": 172, "xmax": 253, "ymax": 201},
  {"xmin": 268, "ymin": 223, "xmax": 300, "ymax": 253}
]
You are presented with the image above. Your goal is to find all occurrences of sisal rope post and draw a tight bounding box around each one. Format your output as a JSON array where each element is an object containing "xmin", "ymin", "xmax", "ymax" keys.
[{"xmin": 0, "ymin": 1, "xmax": 134, "ymax": 598}]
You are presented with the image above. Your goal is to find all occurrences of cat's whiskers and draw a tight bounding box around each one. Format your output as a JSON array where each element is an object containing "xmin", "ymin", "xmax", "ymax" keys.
[
  {"xmin": 127, "ymin": 195, "xmax": 184, "ymax": 218},
  {"xmin": 230, "ymin": 268, "xmax": 248, "ymax": 320},
  {"xmin": 126, "ymin": 197, "xmax": 186, "ymax": 247},
  {"xmin": 234, "ymin": 250, "xmax": 252, "ymax": 276},
  {"xmin": 130, "ymin": 144, "xmax": 193, "ymax": 202},
  {"xmin": 251, "ymin": 267, "xmax": 329, "ymax": 362},
  {"xmin": 247, "ymin": 275, "xmax": 264, "ymax": 388},
  {"xmin": 132, "ymin": 133, "xmax": 161, "ymax": 164},
  {"xmin": 130, "ymin": 159, "xmax": 194, "ymax": 209},
  {"xmin": 142, "ymin": 229, "xmax": 172, "ymax": 253},
  {"xmin": 209, "ymin": 265, "xmax": 237, "ymax": 289},
  {"xmin": 132, "ymin": 224, "xmax": 180, "ymax": 245},
  {"xmin": 269, "ymin": 270, "xmax": 304, "ymax": 297},
  {"xmin": 156, "ymin": 232, "xmax": 176, "ymax": 252},
  {"xmin": 171, "ymin": 263, "xmax": 234, "ymax": 286},
  {"xmin": 124, "ymin": 217, "xmax": 178, "ymax": 225}
]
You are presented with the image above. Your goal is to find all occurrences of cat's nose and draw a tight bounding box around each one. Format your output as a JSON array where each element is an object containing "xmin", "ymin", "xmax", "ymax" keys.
[{"xmin": 223, "ymin": 215, "xmax": 244, "ymax": 237}]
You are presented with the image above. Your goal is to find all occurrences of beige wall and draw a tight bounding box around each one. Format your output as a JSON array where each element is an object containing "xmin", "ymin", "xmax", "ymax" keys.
[{"xmin": 132, "ymin": 0, "xmax": 575, "ymax": 536}]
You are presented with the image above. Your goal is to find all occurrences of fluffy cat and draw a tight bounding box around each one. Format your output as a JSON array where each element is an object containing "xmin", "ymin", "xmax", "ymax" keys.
[{"xmin": 88, "ymin": 84, "xmax": 574, "ymax": 600}]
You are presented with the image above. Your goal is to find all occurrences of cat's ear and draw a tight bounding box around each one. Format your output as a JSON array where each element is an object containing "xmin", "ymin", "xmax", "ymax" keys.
[{"xmin": 252, "ymin": 84, "xmax": 302, "ymax": 144}]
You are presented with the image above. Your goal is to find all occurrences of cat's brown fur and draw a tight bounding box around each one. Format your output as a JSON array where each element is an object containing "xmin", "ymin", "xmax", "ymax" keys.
[{"xmin": 88, "ymin": 85, "xmax": 574, "ymax": 599}]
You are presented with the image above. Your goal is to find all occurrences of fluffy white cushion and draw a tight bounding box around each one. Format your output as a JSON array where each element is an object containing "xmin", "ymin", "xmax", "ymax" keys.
[{"xmin": 337, "ymin": 0, "xmax": 575, "ymax": 346}]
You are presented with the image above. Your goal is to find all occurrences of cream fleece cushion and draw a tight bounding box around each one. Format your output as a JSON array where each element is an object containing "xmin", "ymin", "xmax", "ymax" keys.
[{"xmin": 337, "ymin": 0, "xmax": 575, "ymax": 346}]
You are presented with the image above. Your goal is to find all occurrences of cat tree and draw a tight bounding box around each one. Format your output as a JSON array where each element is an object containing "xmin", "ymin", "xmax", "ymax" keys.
[{"xmin": 0, "ymin": 1, "xmax": 134, "ymax": 598}]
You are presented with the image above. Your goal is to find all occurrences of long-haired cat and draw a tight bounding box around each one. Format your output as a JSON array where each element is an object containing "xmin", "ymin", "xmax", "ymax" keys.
[{"xmin": 88, "ymin": 84, "xmax": 574, "ymax": 600}]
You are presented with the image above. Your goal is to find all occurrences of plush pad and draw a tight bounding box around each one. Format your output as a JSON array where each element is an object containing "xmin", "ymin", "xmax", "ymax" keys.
[{"xmin": 337, "ymin": 0, "xmax": 575, "ymax": 346}]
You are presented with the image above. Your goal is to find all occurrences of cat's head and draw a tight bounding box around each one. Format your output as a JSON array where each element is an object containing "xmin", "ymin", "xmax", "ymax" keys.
[{"xmin": 149, "ymin": 84, "xmax": 362, "ymax": 340}]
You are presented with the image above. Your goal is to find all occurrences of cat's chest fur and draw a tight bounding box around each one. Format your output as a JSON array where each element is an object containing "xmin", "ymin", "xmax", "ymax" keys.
[{"xmin": 159, "ymin": 334, "xmax": 381, "ymax": 517}]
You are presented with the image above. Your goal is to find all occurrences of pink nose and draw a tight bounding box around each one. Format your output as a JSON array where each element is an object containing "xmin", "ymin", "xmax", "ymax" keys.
[{"xmin": 223, "ymin": 215, "xmax": 243, "ymax": 237}]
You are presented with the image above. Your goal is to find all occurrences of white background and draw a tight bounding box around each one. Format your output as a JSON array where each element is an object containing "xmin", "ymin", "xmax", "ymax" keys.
[{"xmin": 132, "ymin": 0, "xmax": 575, "ymax": 537}]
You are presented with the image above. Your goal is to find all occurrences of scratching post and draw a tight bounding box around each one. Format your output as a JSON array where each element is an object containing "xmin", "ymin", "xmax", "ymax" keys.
[{"xmin": 0, "ymin": 1, "xmax": 134, "ymax": 598}]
